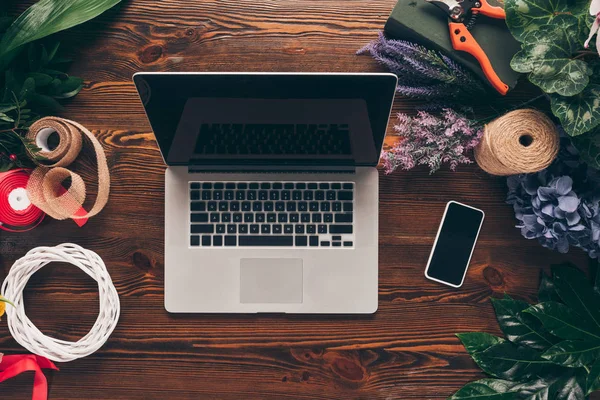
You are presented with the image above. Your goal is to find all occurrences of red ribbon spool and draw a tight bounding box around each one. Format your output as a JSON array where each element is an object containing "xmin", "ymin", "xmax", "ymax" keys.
[{"xmin": 0, "ymin": 169, "xmax": 45, "ymax": 232}]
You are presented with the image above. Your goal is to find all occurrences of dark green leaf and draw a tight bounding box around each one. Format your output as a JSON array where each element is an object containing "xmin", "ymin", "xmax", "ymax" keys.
[
  {"xmin": 542, "ymin": 340, "xmax": 600, "ymax": 368},
  {"xmin": 525, "ymin": 302, "xmax": 600, "ymax": 341},
  {"xmin": 572, "ymin": 128, "xmax": 600, "ymax": 170},
  {"xmin": 18, "ymin": 77, "xmax": 36, "ymax": 101},
  {"xmin": 471, "ymin": 341, "xmax": 558, "ymax": 381},
  {"xmin": 0, "ymin": 0, "xmax": 122, "ymax": 59},
  {"xmin": 588, "ymin": 359, "xmax": 600, "ymax": 395},
  {"xmin": 50, "ymin": 76, "xmax": 83, "ymax": 98},
  {"xmin": 449, "ymin": 379, "xmax": 519, "ymax": 399},
  {"xmin": 27, "ymin": 93, "xmax": 63, "ymax": 112},
  {"xmin": 457, "ymin": 333, "xmax": 505, "ymax": 355},
  {"xmin": 538, "ymin": 271, "xmax": 561, "ymax": 303},
  {"xmin": 504, "ymin": 0, "xmax": 589, "ymax": 42},
  {"xmin": 551, "ymin": 85, "xmax": 600, "ymax": 136},
  {"xmin": 47, "ymin": 42, "xmax": 60, "ymax": 61},
  {"xmin": 554, "ymin": 369, "xmax": 588, "ymax": 399},
  {"xmin": 491, "ymin": 297, "xmax": 557, "ymax": 350},
  {"xmin": 552, "ymin": 264, "xmax": 600, "ymax": 332},
  {"xmin": 27, "ymin": 72, "xmax": 53, "ymax": 87}
]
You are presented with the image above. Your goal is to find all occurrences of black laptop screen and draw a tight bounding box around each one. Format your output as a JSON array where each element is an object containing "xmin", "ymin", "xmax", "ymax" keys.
[{"xmin": 133, "ymin": 73, "xmax": 397, "ymax": 167}]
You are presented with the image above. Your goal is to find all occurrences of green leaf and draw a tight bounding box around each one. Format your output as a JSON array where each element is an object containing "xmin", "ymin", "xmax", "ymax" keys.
[
  {"xmin": 538, "ymin": 272, "xmax": 561, "ymax": 303},
  {"xmin": 552, "ymin": 264, "xmax": 600, "ymax": 332},
  {"xmin": 551, "ymin": 85, "xmax": 600, "ymax": 136},
  {"xmin": 50, "ymin": 76, "xmax": 83, "ymax": 98},
  {"xmin": 27, "ymin": 72, "xmax": 53, "ymax": 87},
  {"xmin": 47, "ymin": 42, "xmax": 60, "ymax": 62},
  {"xmin": 542, "ymin": 340, "xmax": 600, "ymax": 368},
  {"xmin": 0, "ymin": 0, "xmax": 122, "ymax": 59},
  {"xmin": 510, "ymin": 21, "xmax": 591, "ymax": 97},
  {"xmin": 18, "ymin": 77, "xmax": 36, "ymax": 101},
  {"xmin": 449, "ymin": 379, "xmax": 519, "ymax": 399},
  {"xmin": 491, "ymin": 297, "xmax": 557, "ymax": 350},
  {"xmin": 588, "ymin": 359, "xmax": 600, "ymax": 395},
  {"xmin": 457, "ymin": 333, "xmax": 505, "ymax": 355},
  {"xmin": 27, "ymin": 93, "xmax": 63, "ymax": 112},
  {"xmin": 471, "ymin": 341, "xmax": 558, "ymax": 381},
  {"xmin": 505, "ymin": 0, "xmax": 589, "ymax": 42},
  {"xmin": 525, "ymin": 302, "xmax": 600, "ymax": 341},
  {"xmin": 0, "ymin": 113, "xmax": 14, "ymax": 123},
  {"xmin": 572, "ymin": 128, "xmax": 600, "ymax": 170}
]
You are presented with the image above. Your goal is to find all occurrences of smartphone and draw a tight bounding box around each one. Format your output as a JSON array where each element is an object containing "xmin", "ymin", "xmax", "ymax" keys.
[{"xmin": 424, "ymin": 201, "xmax": 485, "ymax": 288}]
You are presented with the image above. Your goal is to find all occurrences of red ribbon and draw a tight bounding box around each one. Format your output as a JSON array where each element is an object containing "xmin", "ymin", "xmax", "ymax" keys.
[
  {"xmin": 0, "ymin": 169, "xmax": 45, "ymax": 232},
  {"xmin": 0, "ymin": 354, "xmax": 59, "ymax": 400}
]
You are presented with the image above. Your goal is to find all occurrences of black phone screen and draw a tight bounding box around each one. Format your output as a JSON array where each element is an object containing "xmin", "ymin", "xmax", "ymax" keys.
[{"xmin": 426, "ymin": 202, "xmax": 484, "ymax": 287}]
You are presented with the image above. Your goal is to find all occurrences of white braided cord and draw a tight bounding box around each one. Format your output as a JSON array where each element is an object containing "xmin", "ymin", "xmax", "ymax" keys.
[{"xmin": 1, "ymin": 243, "xmax": 120, "ymax": 362}]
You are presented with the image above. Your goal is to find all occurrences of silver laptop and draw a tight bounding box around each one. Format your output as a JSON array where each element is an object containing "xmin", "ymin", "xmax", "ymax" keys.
[{"xmin": 133, "ymin": 72, "xmax": 397, "ymax": 313}]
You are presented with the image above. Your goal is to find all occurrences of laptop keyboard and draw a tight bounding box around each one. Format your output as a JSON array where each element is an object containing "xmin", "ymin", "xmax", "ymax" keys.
[{"xmin": 189, "ymin": 181, "xmax": 355, "ymax": 248}]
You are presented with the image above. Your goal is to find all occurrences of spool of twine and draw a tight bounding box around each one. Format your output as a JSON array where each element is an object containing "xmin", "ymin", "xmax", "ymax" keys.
[{"xmin": 474, "ymin": 109, "xmax": 559, "ymax": 176}]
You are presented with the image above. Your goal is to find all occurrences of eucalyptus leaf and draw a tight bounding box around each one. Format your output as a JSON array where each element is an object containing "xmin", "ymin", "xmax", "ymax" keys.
[
  {"xmin": 550, "ymin": 85, "xmax": 600, "ymax": 136},
  {"xmin": 27, "ymin": 72, "xmax": 53, "ymax": 87},
  {"xmin": 542, "ymin": 340, "xmax": 600, "ymax": 368},
  {"xmin": 456, "ymin": 333, "xmax": 505, "ymax": 355},
  {"xmin": 525, "ymin": 302, "xmax": 600, "ymax": 341},
  {"xmin": 588, "ymin": 359, "xmax": 600, "ymax": 395},
  {"xmin": 504, "ymin": 0, "xmax": 589, "ymax": 42},
  {"xmin": 491, "ymin": 297, "xmax": 557, "ymax": 350},
  {"xmin": 449, "ymin": 379, "xmax": 519, "ymax": 399},
  {"xmin": 0, "ymin": 0, "xmax": 122, "ymax": 59},
  {"xmin": 571, "ymin": 128, "xmax": 600, "ymax": 170},
  {"xmin": 471, "ymin": 341, "xmax": 558, "ymax": 381},
  {"xmin": 552, "ymin": 263, "xmax": 600, "ymax": 331}
]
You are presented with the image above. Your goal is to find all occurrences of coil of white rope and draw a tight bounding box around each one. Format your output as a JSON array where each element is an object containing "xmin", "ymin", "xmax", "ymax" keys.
[{"xmin": 1, "ymin": 243, "xmax": 120, "ymax": 362}]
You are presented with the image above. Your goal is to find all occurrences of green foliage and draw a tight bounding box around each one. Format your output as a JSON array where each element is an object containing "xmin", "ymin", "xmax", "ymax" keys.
[
  {"xmin": 505, "ymin": 0, "xmax": 600, "ymax": 142},
  {"xmin": 450, "ymin": 263, "xmax": 600, "ymax": 399},
  {"xmin": 0, "ymin": 0, "xmax": 121, "ymax": 171},
  {"xmin": 571, "ymin": 128, "xmax": 600, "ymax": 170},
  {"xmin": 0, "ymin": 0, "xmax": 121, "ymax": 61}
]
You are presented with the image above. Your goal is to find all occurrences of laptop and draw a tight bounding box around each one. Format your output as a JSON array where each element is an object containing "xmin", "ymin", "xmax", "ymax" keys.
[{"xmin": 133, "ymin": 72, "xmax": 397, "ymax": 313}]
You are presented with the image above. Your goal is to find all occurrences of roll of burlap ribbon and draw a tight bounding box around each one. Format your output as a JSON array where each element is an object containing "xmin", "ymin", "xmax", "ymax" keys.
[
  {"xmin": 26, "ymin": 117, "xmax": 110, "ymax": 220},
  {"xmin": 474, "ymin": 109, "xmax": 559, "ymax": 176}
]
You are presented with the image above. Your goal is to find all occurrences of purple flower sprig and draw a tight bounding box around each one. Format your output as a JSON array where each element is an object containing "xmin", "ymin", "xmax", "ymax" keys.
[
  {"xmin": 358, "ymin": 32, "xmax": 487, "ymax": 101},
  {"xmin": 382, "ymin": 108, "xmax": 483, "ymax": 174}
]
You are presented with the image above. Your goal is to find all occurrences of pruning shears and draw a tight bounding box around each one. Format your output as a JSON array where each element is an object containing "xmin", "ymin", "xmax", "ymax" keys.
[{"xmin": 426, "ymin": 0, "xmax": 509, "ymax": 95}]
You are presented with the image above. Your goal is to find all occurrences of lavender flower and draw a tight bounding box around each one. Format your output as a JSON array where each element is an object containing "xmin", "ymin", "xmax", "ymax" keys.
[
  {"xmin": 507, "ymin": 137, "xmax": 600, "ymax": 257},
  {"xmin": 358, "ymin": 32, "xmax": 487, "ymax": 101},
  {"xmin": 382, "ymin": 108, "xmax": 483, "ymax": 174}
]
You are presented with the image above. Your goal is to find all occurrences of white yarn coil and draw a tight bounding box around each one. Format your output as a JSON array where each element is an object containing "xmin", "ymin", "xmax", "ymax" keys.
[{"xmin": 1, "ymin": 243, "xmax": 120, "ymax": 362}]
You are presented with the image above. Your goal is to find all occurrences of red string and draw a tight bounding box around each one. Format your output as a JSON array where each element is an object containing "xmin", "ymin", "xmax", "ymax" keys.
[
  {"xmin": 0, "ymin": 354, "xmax": 59, "ymax": 400},
  {"xmin": 0, "ymin": 169, "xmax": 45, "ymax": 232}
]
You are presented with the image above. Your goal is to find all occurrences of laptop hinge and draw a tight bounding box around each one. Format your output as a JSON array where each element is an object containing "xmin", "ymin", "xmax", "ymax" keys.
[{"xmin": 187, "ymin": 165, "xmax": 356, "ymax": 174}]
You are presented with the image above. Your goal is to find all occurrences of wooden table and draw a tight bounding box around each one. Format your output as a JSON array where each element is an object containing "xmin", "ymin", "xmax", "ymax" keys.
[{"xmin": 1, "ymin": 1, "xmax": 595, "ymax": 399}]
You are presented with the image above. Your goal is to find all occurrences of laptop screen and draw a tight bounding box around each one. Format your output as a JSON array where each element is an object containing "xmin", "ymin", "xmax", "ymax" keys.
[{"xmin": 133, "ymin": 73, "xmax": 397, "ymax": 167}]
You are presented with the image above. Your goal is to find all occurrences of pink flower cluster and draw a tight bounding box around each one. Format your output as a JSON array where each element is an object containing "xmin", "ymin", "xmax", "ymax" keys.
[{"xmin": 382, "ymin": 109, "xmax": 483, "ymax": 174}]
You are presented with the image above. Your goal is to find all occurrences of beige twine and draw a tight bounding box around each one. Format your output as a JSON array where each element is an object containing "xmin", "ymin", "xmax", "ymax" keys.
[
  {"xmin": 474, "ymin": 109, "xmax": 559, "ymax": 176},
  {"xmin": 26, "ymin": 117, "xmax": 110, "ymax": 220}
]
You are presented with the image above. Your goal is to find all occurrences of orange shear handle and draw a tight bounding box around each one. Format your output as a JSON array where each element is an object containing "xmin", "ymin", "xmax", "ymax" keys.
[
  {"xmin": 448, "ymin": 22, "xmax": 509, "ymax": 95},
  {"xmin": 474, "ymin": 0, "xmax": 506, "ymax": 19}
]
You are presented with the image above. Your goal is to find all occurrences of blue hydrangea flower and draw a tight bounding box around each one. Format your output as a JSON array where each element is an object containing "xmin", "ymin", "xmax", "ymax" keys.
[{"xmin": 506, "ymin": 137, "xmax": 600, "ymax": 257}]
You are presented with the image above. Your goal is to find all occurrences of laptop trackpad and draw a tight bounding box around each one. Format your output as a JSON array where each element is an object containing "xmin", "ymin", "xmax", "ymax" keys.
[{"xmin": 240, "ymin": 258, "xmax": 303, "ymax": 304}]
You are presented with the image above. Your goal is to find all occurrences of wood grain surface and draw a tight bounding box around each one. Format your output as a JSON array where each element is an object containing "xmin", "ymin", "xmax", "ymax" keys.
[{"xmin": 1, "ymin": 1, "xmax": 597, "ymax": 399}]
